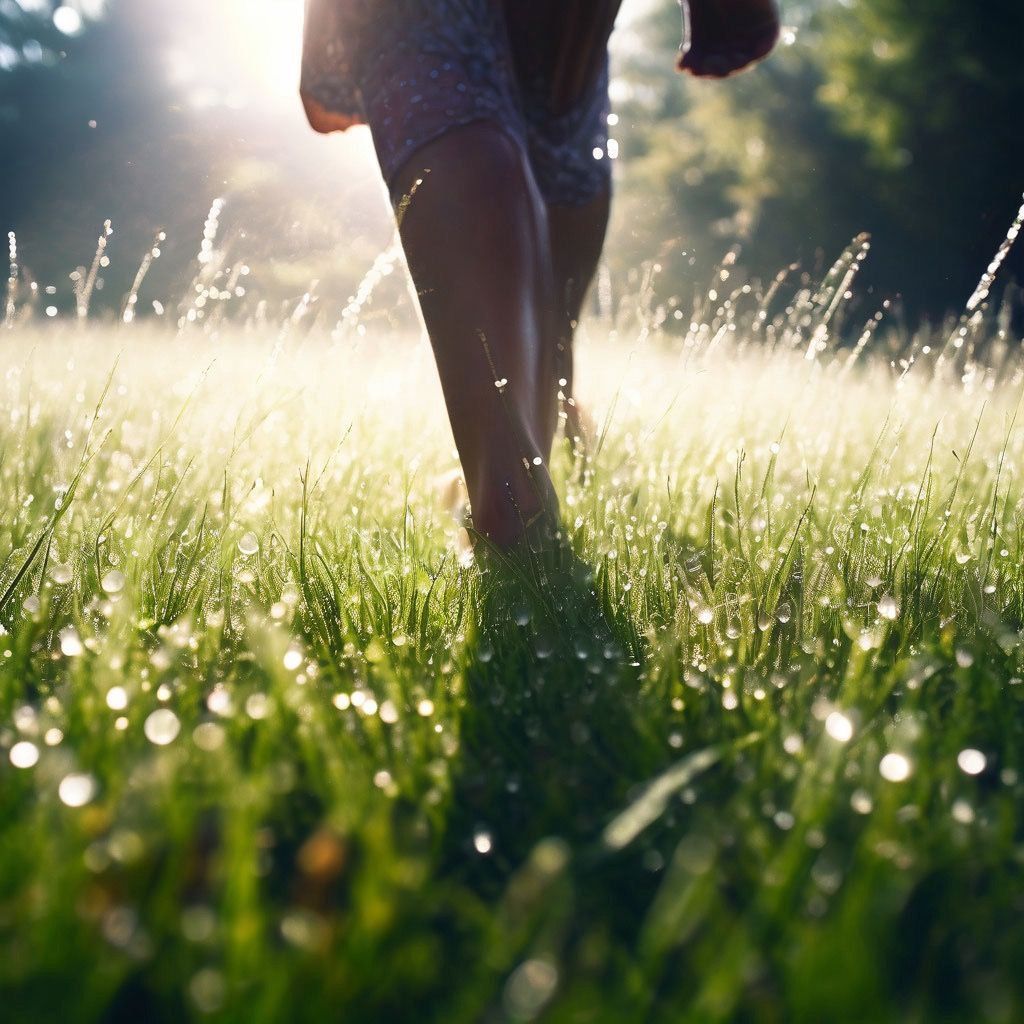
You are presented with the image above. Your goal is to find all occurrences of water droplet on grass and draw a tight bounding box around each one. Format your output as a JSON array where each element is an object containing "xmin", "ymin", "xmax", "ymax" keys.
[
  {"xmin": 59, "ymin": 772, "xmax": 97, "ymax": 807},
  {"xmin": 206, "ymin": 686, "xmax": 233, "ymax": 717},
  {"xmin": 783, "ymin": 733, "xmax": 803, "ymax": 755},
  {"xmin": 9, "ymin": 740, "xmax": 39, "ymax": 768},
  {"xmin": 825, "ymin": 711, "xmax": 854, "ymax": 743},
  {"xmin": 957, "ymin": 748, "xmax": 986, "ymax": 775},
  {"xmin": 850, "ymin": 789, "xmax": 873, "ymax": 814},
  {"xmin": 951, "ymin": 799, "xmax": 975, "ymax": 824},
  {"xmin": 877, "ymin": 594, "xmax": 899, "ymax": 620},
  {"xmin": 192, "ymin": 722, "xmax": 225, "ymax": 751},
  {"xmin": 504, "ymin": 958, "xmax": 558, "ymax": 1020},
  {"xmin": 473, "ymin": 829, "xmax": 493, "ymax": 854},
  {"xmin": 106, "ymin": 686, "xmax": 128, "ymax": 711},
  {"xmin": 246, "ymin": 693, "xmax": 272, "ymax": 719},
  {"xmin": 101, "ymin": 570, "xmax": 125, "ymax": 594},
  {"xmin": 59, "ymin": 627, "xmax": 84, "ymax": 657},
  {"xmin": 50, "ymin": 564, "xmax": 73, "ymax": 585},
  {"xmin": 144, "ymin": 708, "xmax": 181, "ymax": 745},
  {"xmin": 773, "ymin": 810, "xmax": 795, "ymax": 830},
  {"xmin": 237, "ymin": 532, "xmax": 259, "ymax": 556},
  {"xmin": 879, "ymin": 752, "xmax": 912, "ymax": 782}
]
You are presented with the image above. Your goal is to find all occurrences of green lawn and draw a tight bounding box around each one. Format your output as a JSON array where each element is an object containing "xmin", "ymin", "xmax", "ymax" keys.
[{"xmin": 2, "ymin": 290, "xmax": 1023, "ymax": 1021}]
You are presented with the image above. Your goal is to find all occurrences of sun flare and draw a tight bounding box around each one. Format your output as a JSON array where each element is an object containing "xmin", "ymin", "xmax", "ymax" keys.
[{"xmin": 169, "ymin": 0, "xmax": 305, "ymax": 109}]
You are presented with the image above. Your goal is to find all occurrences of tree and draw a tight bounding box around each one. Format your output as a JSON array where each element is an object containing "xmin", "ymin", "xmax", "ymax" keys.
[{"xmin": 608, "ymin": 0, "xmax": 1024, "ymax": 320}]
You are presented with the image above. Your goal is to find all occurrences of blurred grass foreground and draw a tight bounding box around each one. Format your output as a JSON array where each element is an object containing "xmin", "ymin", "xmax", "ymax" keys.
[{"xmin": 2, "ymin": 226, "xmax": 1024, "ymax": 1022}]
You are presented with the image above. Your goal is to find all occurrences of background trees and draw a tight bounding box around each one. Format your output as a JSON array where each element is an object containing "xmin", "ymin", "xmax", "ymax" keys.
[{"xmin": 610, "ymin": 0, "xmax": 1024, "ymax": 319}]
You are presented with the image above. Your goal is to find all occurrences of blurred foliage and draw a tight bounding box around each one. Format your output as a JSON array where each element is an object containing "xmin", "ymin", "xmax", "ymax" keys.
[{"xmin": 610, "ymin": 0, "xmax": 1024, "ymax": 319}]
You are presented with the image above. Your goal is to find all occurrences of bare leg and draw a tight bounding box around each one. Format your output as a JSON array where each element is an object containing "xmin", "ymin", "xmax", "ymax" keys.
[
  {"xmin": 389, "ymin": 121, "xmax": 558, "ymax": 549},
  {"xmin": 541, "ymin": 187, "xmax": 611, "ymax": 460}
]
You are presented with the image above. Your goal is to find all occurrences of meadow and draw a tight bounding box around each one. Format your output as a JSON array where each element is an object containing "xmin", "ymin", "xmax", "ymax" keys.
[{"xmin": 2, "ymin": 236, "xmax": 1023, "ymax": 1022}]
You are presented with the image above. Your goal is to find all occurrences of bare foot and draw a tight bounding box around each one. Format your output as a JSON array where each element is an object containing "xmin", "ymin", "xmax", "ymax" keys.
[{"xmin": 677, "ymin": 0, "xmax": 780, "ymax": 79}]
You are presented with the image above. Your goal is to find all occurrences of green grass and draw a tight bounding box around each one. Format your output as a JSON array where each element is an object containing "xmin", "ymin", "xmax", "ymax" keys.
[{"xmin": 2, "ymin": 279, "xmax": 1024, "ymax": 1022}]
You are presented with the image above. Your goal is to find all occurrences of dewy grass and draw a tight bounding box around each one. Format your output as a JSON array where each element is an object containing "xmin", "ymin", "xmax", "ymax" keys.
[{"xmin": 1, "ymin": 257, "xmax": 1024, "ymax": 1021}]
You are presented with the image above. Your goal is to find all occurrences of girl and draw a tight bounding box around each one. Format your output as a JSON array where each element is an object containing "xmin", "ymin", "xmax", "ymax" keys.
[{"xmin": 300, "ymin": 0, "xmax": 779, "ymax": 552}]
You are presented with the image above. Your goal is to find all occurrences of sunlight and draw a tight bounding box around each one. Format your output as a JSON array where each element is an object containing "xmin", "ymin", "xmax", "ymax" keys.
[{"xmin": 168, "ymin": 0, "xmax": 305, "ymax": 110}]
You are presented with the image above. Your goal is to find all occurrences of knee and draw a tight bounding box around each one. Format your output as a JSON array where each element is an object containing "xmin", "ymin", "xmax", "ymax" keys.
[{"xmin": 389, "ymin": 120, "xmax": 532, "ymax": 208}]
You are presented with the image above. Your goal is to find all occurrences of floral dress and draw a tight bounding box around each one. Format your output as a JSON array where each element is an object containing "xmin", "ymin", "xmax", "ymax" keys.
[{"xmin": 300, "ymin": 0, "xmax": 622, "ymax": 206}]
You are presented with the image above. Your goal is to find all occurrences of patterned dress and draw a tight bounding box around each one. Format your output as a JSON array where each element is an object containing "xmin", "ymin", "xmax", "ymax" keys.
[{"xmin": 300, "ymin": 0, "xmax": 622, "ymax": 206}]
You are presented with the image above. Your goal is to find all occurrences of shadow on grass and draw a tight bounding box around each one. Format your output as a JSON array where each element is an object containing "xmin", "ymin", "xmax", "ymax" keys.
[{"xmin": 442, "ymin": 544, "xmax": 662, "ymax": 891}]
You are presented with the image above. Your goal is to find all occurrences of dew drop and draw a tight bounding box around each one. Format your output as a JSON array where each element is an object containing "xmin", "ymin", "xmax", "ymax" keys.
[
  {"xmin": 59, "ymin": 627, "xmax": 84, "ymax": 657},
  {"xmin": 245, "ymin": 693, "xmax": 272, "ymax": 719},
  {"xmin": 955, "ymin": 648, "xmax": 974, "ymax": 668},
  {"xmin": 50, "ymin": 564, "xmax": 73, "ymax": 585},
  {"xmin": 144, "ymin": 708, "xmax": 181, "ymax": 746},
  {"xmin": 879, "ymin": 752, "xmax": 912, "ymax": 782},
  {"xmin": 237, "ymin": 532, "xmax": 259, "ymax": 556},
  {"xmin": 825, "ymin": 711, "xmax": 854, "ymax": 743},
  {"xmin": 9, "ymin": 740, "xmax": 39, "ymax": 768},
  {"xmin": 101, "ymin": 570, "xmax": 126, "ymax": 595},
  {"xmin": 949, "ymin": 798, "xmax": 974, "ymax": 824},
  {"xmin": 59, "ymin": 772, "xmax": 97, "ymax": 807},
  {"xmin": 192, "ymin": 722, "xmax": 225, "ymax": 751},
  {"xmin": 850, "ymin": 789, "xmax": 873, "ymax": 814},
  {"xmin": 957, "ymin": 748, "xmax": 986, "ymax": 776},
  {"xmin": 106, "ymin": 686, "xmax": 129, "ymax": 711}
]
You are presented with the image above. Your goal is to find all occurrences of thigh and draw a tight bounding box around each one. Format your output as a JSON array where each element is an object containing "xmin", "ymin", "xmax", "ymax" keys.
[{"xmin": 349, "ymin": 0, "xmax": 528, "ymax": 196}]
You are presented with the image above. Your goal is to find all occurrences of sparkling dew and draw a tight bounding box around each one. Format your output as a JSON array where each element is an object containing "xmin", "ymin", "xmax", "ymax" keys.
[
  {"xmin": 144, "ymin": 708, "xmax": 181, "ymax": 746},
  {"xmin": 879, "ymin": 752, "xmax": 913, "ymax": 782},
  {"xmin": 957, "ymin": 748, "xmax": 986, "ymax": 776},
  {"xmin": 10, "ymin": 740, "xmax": 39, "ymax": 768},
  {"xmin": 825, "ymin": 711, "xmax": 854, "ymax": 743},
  {"xmin": 59, "ymin": 772, "xmax": 97, "ymax": 807}
]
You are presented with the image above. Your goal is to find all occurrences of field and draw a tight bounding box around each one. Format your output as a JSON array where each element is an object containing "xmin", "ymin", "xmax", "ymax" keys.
[{"xmin": 2, "ymin": 251, "xmax": 1024, "ymax": 1022}]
